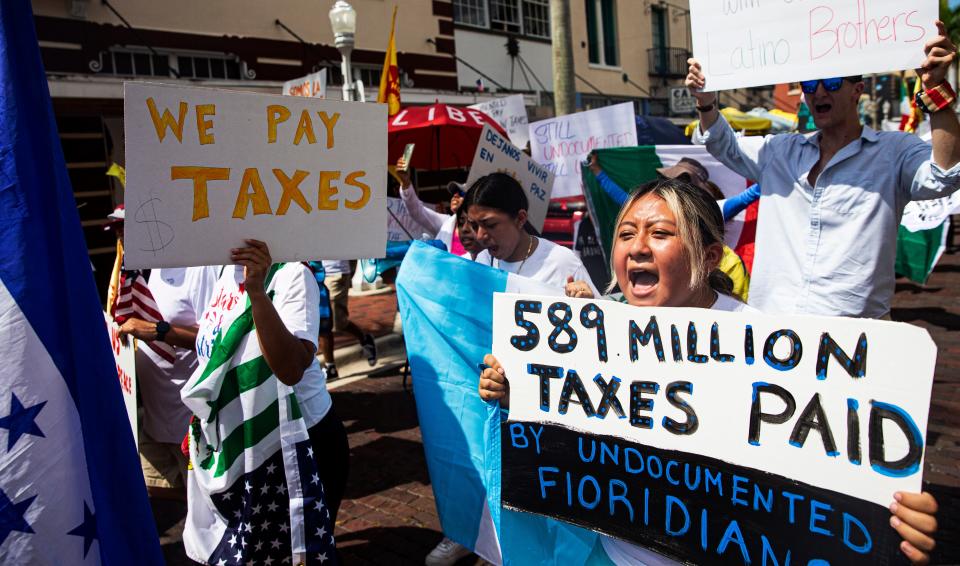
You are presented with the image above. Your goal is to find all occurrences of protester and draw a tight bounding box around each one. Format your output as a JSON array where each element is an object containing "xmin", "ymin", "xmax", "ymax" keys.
[
  {"xmin": 106, "ymin": 206, "xmax": 219, "ymax": 498},
  {"xmin": 456, "ymin": 204, "xmax": 484, "ymax": 260},
  {"xmin": 183, "ymin": 240, "xmax": 349, "ymax": 564},
  {"xmin": 317, "ymin": 258, "xmax": 377, "ymax": 379},
  {"xmin": 468, "ymin": 173, "xmax": 599, "ymax": 295},
  {"xmin": 425, "ymin": 172, "xmax": 596, "ymax": 565},
  {"xmin": 396, "ymin": 156, "xmax": 466, "ymax": 254},
  {"xmin": 587, "ymin": 153, "xmax": 751, "ymax": 301},
  {"xmin": 481, "ymin": 178, "xmax": 941, "ymax": 565},
  {"xmin": 685, "ymin": 20, "xmax": 960, "ymax": 318}
]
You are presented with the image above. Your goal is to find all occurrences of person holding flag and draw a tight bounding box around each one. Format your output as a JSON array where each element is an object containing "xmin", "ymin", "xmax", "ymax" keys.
[
  {"xmin": 181, "ymin": 240, "xmax": 346, "ymax": 565},
  {"xmin": 0, "ymin": 0, "xmax": 163, "ymax": 561}
]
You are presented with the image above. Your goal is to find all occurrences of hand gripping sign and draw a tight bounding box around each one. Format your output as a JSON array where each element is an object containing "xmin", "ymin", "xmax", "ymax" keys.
[
  {"xmin": 493, "ymin": 293, "xmax": 936, "ymax": 565},
  {"xmin": 123, "ymin": 82, "xmax": 386, "ymax": 268}
]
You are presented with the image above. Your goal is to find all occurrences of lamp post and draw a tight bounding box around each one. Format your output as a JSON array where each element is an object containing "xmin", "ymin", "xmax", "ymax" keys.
[{"xmin": 329, "ymin": 0, "xmax": 357, "ymax": 101}]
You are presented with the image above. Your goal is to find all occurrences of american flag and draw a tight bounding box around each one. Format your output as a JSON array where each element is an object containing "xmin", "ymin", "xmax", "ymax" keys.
[
  {"xmin": 203, "ymin": 439, "xmax": 338, "ymax": 566},
  {"xmin": 112, "ymin": 270, "xmax": 176, "ymax": 363}
]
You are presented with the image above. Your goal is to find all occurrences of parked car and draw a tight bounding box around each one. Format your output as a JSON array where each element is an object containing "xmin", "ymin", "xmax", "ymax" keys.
[{"xmin": 542, "ymin": 196, "xmax": 586, "ymax": 248}]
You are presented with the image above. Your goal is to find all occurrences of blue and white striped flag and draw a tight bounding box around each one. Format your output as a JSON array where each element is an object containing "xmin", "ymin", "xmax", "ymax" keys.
[
  {"xmin": 0, "ymin": 0, "xmax": 162, "ymax": 562},
  {"xmin": 397, "ymin": 242, "xmax": 603, "ymax": 565}
]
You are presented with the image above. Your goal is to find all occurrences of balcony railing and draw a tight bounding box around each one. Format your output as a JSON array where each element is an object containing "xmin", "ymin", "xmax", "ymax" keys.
[{"xmin": 647, "ymin": 47, "xmax": 690, "ymax": 78}]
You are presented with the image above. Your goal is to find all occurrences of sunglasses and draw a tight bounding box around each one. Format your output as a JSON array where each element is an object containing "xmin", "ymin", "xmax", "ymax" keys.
[{"xmin": 799, "ymin": 77, "xmax": 849, "ymax": 94}]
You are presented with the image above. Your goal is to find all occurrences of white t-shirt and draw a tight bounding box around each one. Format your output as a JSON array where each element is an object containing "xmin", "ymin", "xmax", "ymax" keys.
[
  {"xmin": 601, "ymin": 291, "xmax": 756, "ymax": 564},
  {"xmin": 476, "ymin": 237, "xmax": 599, "ymax": 295},
  {"xmin": 137, "ymin": 266, "xmax": 219, "ymax": 444},
  {"xmin": 195, "ymin": 264, "xmax": 332, "ymax": 428}
]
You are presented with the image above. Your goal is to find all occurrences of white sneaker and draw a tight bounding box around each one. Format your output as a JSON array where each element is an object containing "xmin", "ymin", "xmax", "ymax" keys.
[{"xmin": 425, "ymin": 537, "xmax": 471, "ymax": 566}]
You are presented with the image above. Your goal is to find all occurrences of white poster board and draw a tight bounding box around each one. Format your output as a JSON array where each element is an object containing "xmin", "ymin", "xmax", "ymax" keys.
[
  {"xmin": 123, "ymin": 82, "xmax": 387, "ymax": 268},
  {"xmin": 690, "ymin": 0, "xmax": 938, "ymax": 91},
  {"xmin": 104, "ymin": 312, "xmax": 138, "ymax": 448},
  {"xmin": 282, "ymin": 69, "xmax": 327, "ymax": 98},
  {"xmin": 494, "ymin": 293, "xmax": 936, "ymax": 563},
  {"xmin": 466, "ymin": 124, "xmax": 555, "ymax": 232},
  {"xmin": 470, "ymin": 94, "xmax": 530, "ymax": 149},
  {"xmin": 529, "ymin": 102, "xmax": 637, "ymax": 198},
  {"xmin": 387, "ymin": 196, "xmax": 434, "ymax": 241}
]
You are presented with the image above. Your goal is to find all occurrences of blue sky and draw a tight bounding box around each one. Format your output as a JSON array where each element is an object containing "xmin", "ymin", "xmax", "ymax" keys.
[{"xmin": 952, "ymin": 0, "xmax": 960, "ymax": 9}]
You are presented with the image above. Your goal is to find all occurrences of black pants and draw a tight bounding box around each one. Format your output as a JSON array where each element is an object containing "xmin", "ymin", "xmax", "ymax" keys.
[{"xmin": 307, "ymin": 407, "xmax": 350, "ymax": 525}]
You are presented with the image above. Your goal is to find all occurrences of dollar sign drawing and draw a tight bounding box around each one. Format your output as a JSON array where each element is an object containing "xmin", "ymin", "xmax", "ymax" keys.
[{"xmin": 134, "ymin": 197, "xmax": 175, "ymax": 254}]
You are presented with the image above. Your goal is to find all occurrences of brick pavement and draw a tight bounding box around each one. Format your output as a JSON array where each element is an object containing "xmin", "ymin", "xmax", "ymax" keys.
[{"xmin": 331, "ymin": 289, "xmax": 399, "ymax": 350}]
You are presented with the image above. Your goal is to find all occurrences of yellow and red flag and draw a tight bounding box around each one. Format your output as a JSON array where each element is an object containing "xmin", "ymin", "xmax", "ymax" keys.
[
  {"xmin": 900, "ymin": 76, "xmax": 923, "ymax": 133},
  {"xmin": 378, "ymin": 6, "xmax": 401, "ymax": 116}
]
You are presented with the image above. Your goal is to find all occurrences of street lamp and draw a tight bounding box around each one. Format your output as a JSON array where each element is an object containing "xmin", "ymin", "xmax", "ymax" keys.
[{"xmin": 329, "ymin": 0, "xmax": 357, "ymax": 101}]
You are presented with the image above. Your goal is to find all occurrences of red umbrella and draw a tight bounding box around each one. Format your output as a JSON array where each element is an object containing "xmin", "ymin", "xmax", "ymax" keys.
[{"xmin": 387, "ymin": 102, "xmax": 509, "ymax": 170}]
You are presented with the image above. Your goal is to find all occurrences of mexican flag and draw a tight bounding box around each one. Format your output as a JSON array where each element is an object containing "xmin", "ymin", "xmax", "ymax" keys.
[
  {"xmin": 581, "ymin": 145, "xmax": 758, "ymax": 269},
  {"xmin": 896, "ymin": 193, "xmax": 959, "ymax": 284}
]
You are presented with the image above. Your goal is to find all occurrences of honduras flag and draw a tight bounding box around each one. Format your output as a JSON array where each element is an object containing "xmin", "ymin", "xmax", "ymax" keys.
[
  {"xmin": 0, "ymin": 1, "xmax": 162, "ymax": 563},
  {"xmin": 396, "ymin": 242, "xmax": 603, "ymax": 564}
]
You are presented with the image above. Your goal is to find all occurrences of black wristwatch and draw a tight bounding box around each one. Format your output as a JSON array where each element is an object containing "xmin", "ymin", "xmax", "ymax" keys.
[{"xmin": 155, "ymin": 321, "xmax": 171, "ymax": 342}]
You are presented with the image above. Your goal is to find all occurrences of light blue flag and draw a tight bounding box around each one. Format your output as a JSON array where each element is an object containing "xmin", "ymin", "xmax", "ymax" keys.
[
  {"xmin": 396, "ymin": 242, "xmax": 604, "ymax": 565},
  {"xmin": 0, "ymin": 0, "xmax": 162, "ymax": 562}
]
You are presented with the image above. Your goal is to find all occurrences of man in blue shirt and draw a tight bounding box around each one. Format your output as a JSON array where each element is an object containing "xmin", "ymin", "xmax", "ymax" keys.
[{"xmin": 686, "ymin": 21, "xmax": 960, "ymax": 320}]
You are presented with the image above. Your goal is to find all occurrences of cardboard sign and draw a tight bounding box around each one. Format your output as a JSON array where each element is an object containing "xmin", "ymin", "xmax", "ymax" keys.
[
  {"xmin": 690, "ymin": 0, "xmax": 937, "ymax": 91},
  {"xmin": 466, "ymin": 124, "xmax": 555, "ymax": 232},
  {"xmin": 282, "ymin": 69, "xmax": 327, "ymax": 98},
  {"xmin": 386, "ymin": 196, "xmax": 434, "ymax": 242},
  {"xmin": 669, "ymin": 87, "xmax": 697, "ymax": 115},
  {"xmin": 123, "ymin": 82, "xmax": 387, "ymax": 268},
  {"xmin": 470, "ymin": 94, "xmax": 530, "ymax": 149},
  {"xmin": 493, "ymin": 293, "xmax": 936, "ymax": 564},
  {"xmin": 529, "ymin": 103, "xmax": 636, "ymax": 198},
  {"xmin": 104, "ymin": 312, "xmax": 138, "ymax": 447}
]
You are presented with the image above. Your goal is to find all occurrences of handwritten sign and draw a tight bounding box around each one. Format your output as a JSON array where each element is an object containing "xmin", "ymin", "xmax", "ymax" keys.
[
  {"xmin": 123, "ymin": 82, "xmax": 387, "ymax": 268},
  {"xmin": 529, "ymin": 103, "xmax": 636, "ymax": 198},
  {"xmin": 387, "ymin": 197, "xmax": 434, "ymax": 242},
  {"xmin": 901, "ymin": 193, "xmax": 960, "ymax": 232},
  {"xmin": 466, "ymin": 124, "xmax": 555, "ymax": 232},
  {"xmin": 104, "ymin": 312, "xmax": 138, "ymax": 447},
  {"xmin": 691, "ymin": 0, "xmax": 937, "ymax": 91},
  {"xmin": 493, "ymin": 293, "xmax": 936, "ymax": 564},
  {"xmin": 282, "ymin": 69, "xmax": 327, "ymax": 98},
  {"xmin": 470, "ymin": 94, "xmax": 530, "ymax": 149}
]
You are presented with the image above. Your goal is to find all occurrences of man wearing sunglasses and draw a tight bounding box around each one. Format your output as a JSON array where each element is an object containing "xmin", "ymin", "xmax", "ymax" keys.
[{"xmin": 685, "ymin": 20, "xmax": 960, "ymax": 321}]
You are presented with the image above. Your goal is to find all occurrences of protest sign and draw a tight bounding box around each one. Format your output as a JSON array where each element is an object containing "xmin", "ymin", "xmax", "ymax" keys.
[
  {"xmin": 470, "ymin": 94, "xmax": 530, "ymax": 149},
  {"xmin": 466, "ymin": 124, "xmax": 555, "ymax": 232},
  {"xmin": 282, "ymin": 68, "xmax": 327, "ymax": 98},
  {"xmin": 387, "ymin": 196, "xmax": 434, "ymax": 241},
  {"xmin": 529, "ymin": 103, "xmax": 636, "ymax": 198},
  {"xmin": 104, "ymin": 312, "xmax": 138, "ymax": 447},
  {"xmin": 123, "ymin": 82, "xmax": 386, "ymax": 268},
  {"xmin": 493, "ymin": 293, "xmax": 936, "ymax": 564},
  {"xmin": 690, "ymin": 0, "xmax": 938, "ymax": 91}
]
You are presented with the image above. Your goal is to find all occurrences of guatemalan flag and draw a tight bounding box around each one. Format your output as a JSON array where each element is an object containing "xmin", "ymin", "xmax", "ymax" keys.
[
  {"xmin": 0, "ymin": 1, "xmax": 162, "ymax": 563},
  {"xmin": 397, "ymin": 242, "xmax": 603, "ymax": 564}
]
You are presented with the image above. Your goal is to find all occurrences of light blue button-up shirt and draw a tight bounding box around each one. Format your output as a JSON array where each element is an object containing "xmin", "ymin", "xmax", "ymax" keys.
[{"xmin": 694, "ymin": 117, "xmax": 960, "ymax": 318}]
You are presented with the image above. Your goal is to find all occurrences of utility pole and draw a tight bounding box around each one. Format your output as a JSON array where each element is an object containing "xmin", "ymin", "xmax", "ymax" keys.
[{"xmin": 550, "ymin": 0, "xmax": 576, "ymax": 116}]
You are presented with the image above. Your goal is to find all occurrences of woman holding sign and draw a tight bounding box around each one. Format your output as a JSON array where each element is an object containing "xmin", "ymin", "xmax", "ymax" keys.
[
  {"xmin": 480, "ymin": 179, "xmax": 940, "ymax": 565},
  {"xmin": 181, "ymin": 240, "xmax": 348, "ymax": 565}
]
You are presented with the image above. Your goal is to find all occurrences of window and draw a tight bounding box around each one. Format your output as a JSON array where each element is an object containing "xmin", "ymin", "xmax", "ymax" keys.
[
  {"xmin": 454, "ymin": 0, "xmax": 488, "ymax": 27},
  {"xmin": 522, "ymin": 0, "xmax": 550, "ymax": 39},
  {"xmin": 489, "ymin": 0, "xmax": 521, "ymax": 33},
  {"xmin": 95, "ymin": 47, "xmax": 243, "ymax": 80},
  {"xmin": 650, "ymin": 5, "xmax": 667, "ymax": 75},
  {"xmin": 453, "ymin": 0, "xmax": 550, "ymax": 39},
  {"xmin": 585, "ymin": 0, "xmax": 618, "ymax": 67}
]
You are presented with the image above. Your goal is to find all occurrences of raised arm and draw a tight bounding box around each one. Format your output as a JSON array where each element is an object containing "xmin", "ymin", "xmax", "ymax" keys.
[
  {"xmin": 588, "ymin": 153, "xmax": 629, "ymax": 206},
  {"xmin": 396, "ymin": 159, "xmax": 450, "ymax": 235},
  {"xmin": 686, "ymin": 59, "xmax": 765, "ymax": 181},
  {"xmin": 923, "ymin": 21, "xmax": 960, "ymax": 171},
  {"xmin": 721, "ymin": 183, "xmax": 762, "ymax": 221}
]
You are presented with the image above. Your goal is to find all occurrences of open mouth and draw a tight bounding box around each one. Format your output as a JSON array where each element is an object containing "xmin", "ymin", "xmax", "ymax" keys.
[
  {"xmin": 814, "ymin": 103, "xmax": 832, "ymax": 114},
  {"xmin": 628, "ymin": 268, "xmax": 659, "ymax": 295}
]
